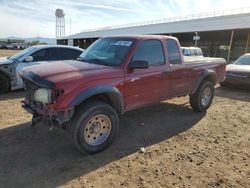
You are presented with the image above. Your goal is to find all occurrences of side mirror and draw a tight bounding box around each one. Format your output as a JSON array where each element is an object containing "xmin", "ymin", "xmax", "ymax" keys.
[
  {"xmin": 129, "ymin": 60, "xmax": 149, "ymax": 69},
  {"xmin": 24, "ymin": 56, "xmax": 33, "ymax": 62}
]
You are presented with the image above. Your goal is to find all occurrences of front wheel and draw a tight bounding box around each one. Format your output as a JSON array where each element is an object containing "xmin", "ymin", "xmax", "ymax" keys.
[
  {"xmin": 189, "ymin": 80, "xmax": 215, "ymax": 112},
  {"xmin": 70, "ymin": 101, "xmax": 119, "ymax": 154}
]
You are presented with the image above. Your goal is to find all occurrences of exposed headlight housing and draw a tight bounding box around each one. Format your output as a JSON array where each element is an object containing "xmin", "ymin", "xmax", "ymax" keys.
[{"xmin": 34, "ymin": 88, "xmax": 52, "ymax": 104}]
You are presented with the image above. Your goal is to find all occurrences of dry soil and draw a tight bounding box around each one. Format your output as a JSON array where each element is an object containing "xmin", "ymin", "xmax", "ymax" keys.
[{"xmin": 0, "ymin": 50, "xmax": 249, "ymax": 188}]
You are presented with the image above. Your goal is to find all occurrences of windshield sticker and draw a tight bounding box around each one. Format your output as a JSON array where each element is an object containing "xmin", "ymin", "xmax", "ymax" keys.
[{"xmin": 115, "ymin": 41, "xmax": 132, "ymax": 46}]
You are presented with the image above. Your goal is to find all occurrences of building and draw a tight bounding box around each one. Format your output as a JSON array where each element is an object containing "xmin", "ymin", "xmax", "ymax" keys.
[{"xmin": 58, "ymin": 7, "xmax": 250, "ymax": 61}]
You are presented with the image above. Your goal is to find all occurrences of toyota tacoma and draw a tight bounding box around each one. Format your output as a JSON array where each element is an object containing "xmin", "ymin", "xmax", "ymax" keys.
[{"xmin": 21, "ymin": 35, "xmax": 226, "ymax": 153}]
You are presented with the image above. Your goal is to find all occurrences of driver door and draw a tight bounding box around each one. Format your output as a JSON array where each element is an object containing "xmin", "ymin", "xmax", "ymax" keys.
[{"xmin": 124, "ymin": 39, "xmax": 170, "ymax": 111}]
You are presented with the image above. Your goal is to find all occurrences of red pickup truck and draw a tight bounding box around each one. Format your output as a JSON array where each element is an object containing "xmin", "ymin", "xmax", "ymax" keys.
[{"xmin": 21, "ymin": 35, "xmax": 226, "ymax": 153}]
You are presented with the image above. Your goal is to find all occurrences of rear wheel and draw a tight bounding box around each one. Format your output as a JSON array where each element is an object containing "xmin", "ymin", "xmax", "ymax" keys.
[
  {"xmin": 189, "ymin": 80, "xmax": 214, "ymax": 112},
  {"xmin": 0, "ymin": 74, "xmax": 10, "ymax": 94},
  {"xmin": 70, "ymin": 101, "xmax": 119, "ymax": 154}
]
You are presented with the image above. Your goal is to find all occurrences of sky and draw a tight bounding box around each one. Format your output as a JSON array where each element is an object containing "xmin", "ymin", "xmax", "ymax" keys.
[{"xmin": 1, "ymin": 0, "xmax": 250, "ymax": 38}]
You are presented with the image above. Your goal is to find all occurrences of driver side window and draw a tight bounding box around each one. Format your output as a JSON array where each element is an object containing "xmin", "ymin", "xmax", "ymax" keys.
[
  {"xmin": 31, "ymin": 49, "xmax": 48, "ymax": 61},
  {"xmin": 132, "ymin": 40, "xmax": 165, "ymax": 66}
]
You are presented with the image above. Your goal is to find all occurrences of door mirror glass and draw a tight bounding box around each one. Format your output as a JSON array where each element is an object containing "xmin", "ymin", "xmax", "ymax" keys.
[
  {"xmin": 129, "ymin": 60, "xmax": 149, "ymax": 69},
  {"xmin": 24, "ymin": 56, "xmax": 33, "ymax": 62}
]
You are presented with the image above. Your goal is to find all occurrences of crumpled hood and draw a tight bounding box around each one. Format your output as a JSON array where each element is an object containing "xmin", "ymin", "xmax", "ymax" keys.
[
  {"xmin": 226, "ymin": 64, "xmax": 250, "ymax": 73},
  {"xmin": 21, "ymin": 60, "xmax": 115, "ymax": 84},
  {"xmin": 0, "ymin": 57, "xmax": 14, "ymax": 65}
]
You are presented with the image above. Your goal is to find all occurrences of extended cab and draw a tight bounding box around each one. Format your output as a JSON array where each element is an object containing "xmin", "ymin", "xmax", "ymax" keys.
[{"xmin": 21, "ymin": 35, "xmax": 226, "ymax": 153}]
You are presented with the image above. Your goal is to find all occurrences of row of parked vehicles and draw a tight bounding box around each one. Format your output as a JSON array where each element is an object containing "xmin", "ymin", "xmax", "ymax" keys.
[
  {"xmin": 0, "ymin": 35, "xmax": 249, "ymax": 154},
  {"xmin": 0, "ymin": 43, "xmax": 29, "ymax": 50}
]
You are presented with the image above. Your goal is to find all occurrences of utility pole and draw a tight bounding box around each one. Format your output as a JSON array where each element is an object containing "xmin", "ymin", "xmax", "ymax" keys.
[{"xmin": 227, "ymin": 30, "xmax": 234, "ymax": 62}]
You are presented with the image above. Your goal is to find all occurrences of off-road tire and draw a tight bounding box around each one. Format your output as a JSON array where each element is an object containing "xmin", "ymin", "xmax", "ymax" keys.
[
  {"xmin": 70, "ymin": 101, "xmax": 119, "ymax": 154},
  {"xmin": 189, "ymin": 80, "xmax": 214, "ymax": 112},
  {"xmin": 0, "ymin": 74, "xmax": 10, "ymax": 94}
]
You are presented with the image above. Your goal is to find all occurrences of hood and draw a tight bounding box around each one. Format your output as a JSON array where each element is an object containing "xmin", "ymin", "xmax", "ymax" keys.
[
  {"xmin": 226, "ymin": 64, "xmax": 250, "ymax": 73},
  {"xmin": 0, "ymin": 56, "xmax": 14, "ymax": 65},
  {"xmin": 21, "ymin": 60, "xmax": 118, "ymax": 84}
]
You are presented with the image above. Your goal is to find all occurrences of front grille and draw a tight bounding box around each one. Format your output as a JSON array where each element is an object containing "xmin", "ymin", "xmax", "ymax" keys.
[{"xmin": 23, "ymin": 79, "xmax": 38, "ymax": 102}]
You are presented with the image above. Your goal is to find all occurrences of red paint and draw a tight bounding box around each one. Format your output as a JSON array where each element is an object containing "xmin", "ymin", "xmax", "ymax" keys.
[{"xmin": 22, "ymin": 35, "xmax": 226, "ymax": 113}]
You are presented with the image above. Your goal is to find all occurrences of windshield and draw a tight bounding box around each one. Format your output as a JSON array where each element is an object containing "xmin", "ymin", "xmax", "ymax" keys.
[
  {"xmin": 234, "ymin": 54, "xmax": 250, "ymax": 65},
  {"xmin": 9, "ymin": 46, "xmax": 37, "ymax": 61},
  {"xmin": 78, "ymin": 37, "xmax": 134, "ymax": 66}
]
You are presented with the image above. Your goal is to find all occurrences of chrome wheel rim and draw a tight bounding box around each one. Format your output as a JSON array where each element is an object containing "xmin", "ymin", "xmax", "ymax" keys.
[
  {"xmin": 201, "ymin": 87, "xmax": 212, "ymax": 107},
  {"xmin": 83, "ymin": 114, "xmax": 111, "ymax": 146}
]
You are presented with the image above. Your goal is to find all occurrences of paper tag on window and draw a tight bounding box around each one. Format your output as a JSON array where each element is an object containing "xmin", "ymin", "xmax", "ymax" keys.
[{"xmin": 115, "ymin": 41, "xmax": 132, "ymax": 46}]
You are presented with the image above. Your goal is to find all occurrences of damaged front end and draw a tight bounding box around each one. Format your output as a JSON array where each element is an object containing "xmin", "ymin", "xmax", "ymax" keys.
[{"xmin": 21, "ymin": 72, "xmax": 74, "ymax": 128}]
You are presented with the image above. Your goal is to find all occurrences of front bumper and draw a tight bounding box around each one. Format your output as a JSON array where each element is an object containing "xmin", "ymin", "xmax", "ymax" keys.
[
  {"xmin": 221, "ymin": 75, "xmax": 250, "ymax": 89},
  {"xmin": 22, "ymin": 102, "xmax": 36, "ymax": 114},
  {"xmin": 22, "ymin": 100, "xmax": 74, "ymax": 126}
]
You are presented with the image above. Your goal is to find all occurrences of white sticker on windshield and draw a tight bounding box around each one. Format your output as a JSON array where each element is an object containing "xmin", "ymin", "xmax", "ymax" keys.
[{"xmin": 115, "ymin": 41, "xmax": 132, "ymax": 46}]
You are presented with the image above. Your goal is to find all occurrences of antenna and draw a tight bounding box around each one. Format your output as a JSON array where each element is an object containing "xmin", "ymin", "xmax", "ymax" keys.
[{"xmin": 55, "ymin": 9, "xmax": 65, "ymax": 39}]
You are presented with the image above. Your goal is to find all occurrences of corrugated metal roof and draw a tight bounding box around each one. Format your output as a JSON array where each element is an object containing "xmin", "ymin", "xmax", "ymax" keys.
[{"xmin": 63, "ymin": 8, "xmax": 250, "ymax": 40}]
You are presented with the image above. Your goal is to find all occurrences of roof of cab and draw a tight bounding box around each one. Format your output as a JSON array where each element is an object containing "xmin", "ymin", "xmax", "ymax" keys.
[
  {"xmin": 31, "ymin": 44, "xmax": 84, "ymax": 51},
  {"xmin": 103, "ymin": 35, "xmax": 178, "ymax": 41}
]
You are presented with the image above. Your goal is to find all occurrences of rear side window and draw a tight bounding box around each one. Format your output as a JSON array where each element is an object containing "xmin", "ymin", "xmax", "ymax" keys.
[
  {"xmin": 166, "ymin": 40, "xmax": 181, "ymax": 64},
  {"xmin": 61, "ymin": 48, "xmax": 82, "ymax": 60},
  {"xmin": 133, "ymin": 40, "xmax": 165, "ymax": 66},
  {"xmin": 184, "ymin": 49, "xmax": 191, "ymax": 56},
  {"xmin": 191, "ymin": 49, "xmax": 198, "ymax": 56},
  {"xmin": 197, "ymin": 49, "xmax": 203, "ymax": 56}
]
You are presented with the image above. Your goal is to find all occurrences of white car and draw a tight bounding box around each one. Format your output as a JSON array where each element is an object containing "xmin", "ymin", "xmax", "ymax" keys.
[
  {"xmin": 181, "ymin": 47, "xmax": 203, "ymax": 57},
  {"xmin": 0, "ymin": 45, "xmax": 84, "ymax": 93},
  {"xmin": 7, "ymin": 43, "xmax": 20, "ymax": 50}
]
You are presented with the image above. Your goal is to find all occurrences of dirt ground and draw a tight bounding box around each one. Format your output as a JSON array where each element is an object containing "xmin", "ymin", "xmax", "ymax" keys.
[
  {"xmin": 0, "ymin": 51, "xmax": 250, "ymax": 188},
  {"xmin": 0, "ymin": 49, "xmax": 21, "ymax": 57}
]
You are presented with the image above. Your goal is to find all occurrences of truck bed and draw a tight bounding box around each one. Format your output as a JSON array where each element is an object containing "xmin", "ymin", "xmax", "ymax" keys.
[{"xmin": 184, "ymin": 56, "xmax": 226, "ymax": 64}]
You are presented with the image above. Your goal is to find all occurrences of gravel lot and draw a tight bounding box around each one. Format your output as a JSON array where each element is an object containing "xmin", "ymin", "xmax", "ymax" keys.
[
  {"xmin": 0, "ymin": 50, "xmax": 249, "ymax": 188},
  {"xmin": 0, "ymin": 49, "xmax": 21, "ymax": 57}
]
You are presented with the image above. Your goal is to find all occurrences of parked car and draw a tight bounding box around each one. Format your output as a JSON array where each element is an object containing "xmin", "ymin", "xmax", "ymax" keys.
[
  {"xmin": 0, "ymin": 43, "xmax": 8, "ymax": 49},
  {"xmin": 21, "ymin": 35, "xmax": 226, "ymax": 153},
  {"xmin": 220, "ymin": 53, "xmax": 250, "ymax": 88},
  {"xmin": 7, "ymin": 43, "xmax": 20, "ymax": 50},
  {"xmin": 19, "ymin": 43, "xmax": 30, "ymax": 50},
  {"xmin": 0, "ymin": 45, "xmax": 84, "ymax": 93},
  {"xmin": 182, "ymin": 47, "xmax": 203, "ymax": 57}
]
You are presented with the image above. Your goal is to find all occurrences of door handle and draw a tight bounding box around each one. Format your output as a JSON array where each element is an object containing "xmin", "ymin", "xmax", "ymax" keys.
[{"xmin": 162, "ymin": 70, "xmax": 171, "ymax": 75}]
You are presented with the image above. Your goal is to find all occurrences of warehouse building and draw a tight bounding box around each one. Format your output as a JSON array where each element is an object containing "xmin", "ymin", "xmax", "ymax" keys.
[{"xmin": 58, "ymin": 7, "xmax": 250, "ymax": 61}]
